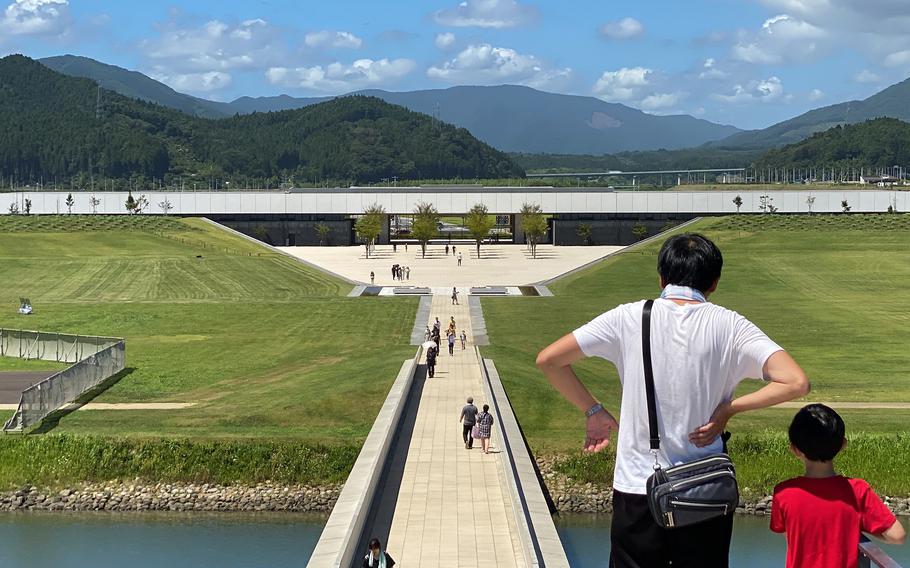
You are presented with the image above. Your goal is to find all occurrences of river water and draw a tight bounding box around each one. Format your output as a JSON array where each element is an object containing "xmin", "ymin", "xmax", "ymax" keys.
[{"xmin": 0, "ymin": 511, "xmax": 906, "ymax": 567}]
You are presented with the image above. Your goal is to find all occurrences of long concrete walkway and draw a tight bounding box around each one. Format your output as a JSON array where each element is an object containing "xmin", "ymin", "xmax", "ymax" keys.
[{"xmin": 380, "ymin": 295, "xmax": 527, "ymax": 566}]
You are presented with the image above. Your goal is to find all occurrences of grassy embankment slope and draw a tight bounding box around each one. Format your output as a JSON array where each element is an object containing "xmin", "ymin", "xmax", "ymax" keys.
[
  {"xmin": 0, "ymin": 216, "xmax": 416, "ymax": 486},
  {"xmin": 482, "ymin": 214, "xmax": 910, "ymax": 497}
]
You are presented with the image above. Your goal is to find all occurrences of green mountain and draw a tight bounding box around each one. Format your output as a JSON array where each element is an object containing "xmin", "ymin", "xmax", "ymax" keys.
[
  {"xmin": 714, "ymin": 77, "xmax": 910, "ymax": 150},
  {"xmin": 0, "ymin": 54, "xmax": 523, "ymax": 186},
  {"xmin": 38, "ymin": 55, "xmax": 741, "ymax": 154},
  {"xmin": 755, "ymin": 117, "xmax": 910, "ymax": 169},
  {"xmin": 39, "ymin": 55, "xmax": 233, "ymax": 119}
]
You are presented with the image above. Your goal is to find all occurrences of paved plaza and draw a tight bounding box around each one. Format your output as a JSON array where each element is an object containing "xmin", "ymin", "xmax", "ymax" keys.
[
  {"xmin": 278, "ymin": 243, "xmax": 624, "ymax": 287},
  {"xmin": 379, "ymin": 296, "xmax": 527, "ymax": 566}
]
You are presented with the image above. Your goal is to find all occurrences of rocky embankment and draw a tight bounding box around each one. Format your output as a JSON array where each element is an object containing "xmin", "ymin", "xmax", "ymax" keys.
[
  {"xmin": 536, "ymin": 457, "xmax": 910, "ymax": 517},
  {"xmin": 3, "ymin": 463, "xmax": 908, "ymax": 517},
  {"xmin": 1, "ymin": 481, "xmax": 340, "ymax": 512}
]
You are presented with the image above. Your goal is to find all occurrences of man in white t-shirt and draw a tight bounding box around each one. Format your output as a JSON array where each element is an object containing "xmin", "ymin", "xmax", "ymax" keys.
[{"xmin": 536, "ymin": 233, "xmax": 809, "ymax": 568}]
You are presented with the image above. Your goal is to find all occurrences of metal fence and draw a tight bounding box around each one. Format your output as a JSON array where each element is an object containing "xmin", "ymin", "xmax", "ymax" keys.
[{"xmin": 0, "ymin": 329, "xmax": 125, "ymax": 432}]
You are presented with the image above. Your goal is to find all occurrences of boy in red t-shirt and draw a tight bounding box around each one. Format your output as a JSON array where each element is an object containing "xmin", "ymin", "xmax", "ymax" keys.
[{"xmin": 771, "ymin": 404, "xmax": 905, "ymax": 567}]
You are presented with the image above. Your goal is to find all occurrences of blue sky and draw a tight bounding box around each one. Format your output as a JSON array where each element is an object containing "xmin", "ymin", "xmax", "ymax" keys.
[{"xmin": 1, "ymin": 0, "xmax": 908, "ymax": 129}]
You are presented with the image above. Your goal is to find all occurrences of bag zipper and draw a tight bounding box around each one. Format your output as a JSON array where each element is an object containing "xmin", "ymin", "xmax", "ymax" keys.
[
  {"xmin": 670, "ymin": 499, "xmax": 730, "ymax": 511},
  {"xmin": 663, "ymin": 455, "xmax": 733, "ymax": 477},
  {"xmin": 668, "ymin": 469, "xmax": 735, "ymax": 492}
]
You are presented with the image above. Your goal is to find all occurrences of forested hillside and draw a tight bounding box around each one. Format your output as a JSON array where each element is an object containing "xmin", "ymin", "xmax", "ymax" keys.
[
  {"xmin": 754, "ymin": 118, "xmax": 910, "ymax": 170},
  {"xmin": 0, "ymin": 55, "xmax": 522, "ymax": 187}
]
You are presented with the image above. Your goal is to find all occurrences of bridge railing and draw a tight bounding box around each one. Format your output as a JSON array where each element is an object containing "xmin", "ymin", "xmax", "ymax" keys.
[{"xmin": 858, "ymin": 536, "xmax": 903, "ymax": 568}]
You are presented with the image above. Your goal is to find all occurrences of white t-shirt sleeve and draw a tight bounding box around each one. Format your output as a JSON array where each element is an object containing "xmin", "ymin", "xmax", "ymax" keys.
[
  {"xmin": 731, "ymin": 315, "xmax": 783, "ymax": 380},
  {"xmin": 573, "ymin": 307, "xmax": 623, "ymax": 362}
]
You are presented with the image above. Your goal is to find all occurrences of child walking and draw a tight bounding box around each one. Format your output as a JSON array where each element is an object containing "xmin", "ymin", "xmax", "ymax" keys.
[{"xmin": 771, "ymin": 404, "xmax": 905, "ymax": 567}]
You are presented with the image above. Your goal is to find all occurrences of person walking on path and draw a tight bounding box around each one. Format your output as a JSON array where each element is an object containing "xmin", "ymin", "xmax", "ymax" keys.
[
  {"xmin": 458, "ymin": 252, "xmax": 462, "ymax": 266},
  {"xmin": 445, "ymin": 244, "xmax": 450, "ymax": 255},
  {"xmin": 459, "ymin": 397, "xmax": 479, "ymax": 449},
  {"xmin": 426, "ymin": 344, "xmax": 437, "ymax": 378},
  {"xmin": 460, "ymin": 330, "xmax": 467, "ymax": 350},
  {"xmin": 424, "ymin": 326, "xmax": 432, "ymax": 341},
  {"xmin": 451, "ymin": 287, "xmax": 459, "ymax": 305},
  {"xmin": 405, "ymin": 266, "xmax": 410, "ymax": 280},
  {"xmin": 447, "ymin": 329, "xmax": 456, "ymax": 355},
  {"xmin": 432, "ymin": 326, "xmax": 441, "ymax": 352},
  {"xmin": 362, "ymin": 538, "xmax": 395, "ymax": 568},
  {"xmin": 535, "ymin": 233, "xmax": 810, "ymax": 568},
  {"xmin": 370, "ymin": 271, "xmax": 374, "ymax": 284},
  {"xmin": 433, "ymin": 317, "xmax": 441, "ymax": 332},
  {"xmin": 475, "ymin": 404, "xmax": 495, "ymax": 454},
  {"xmin": 452, "ymin": 245, "xmax": 457, "ymax": 256},
  {"xmin": 404, "ymin": 243, "xmax": 407, "ymax": 252},
  {"xmin": 390, "ymin": 264, "xmax": 396, "ymax": 280}
]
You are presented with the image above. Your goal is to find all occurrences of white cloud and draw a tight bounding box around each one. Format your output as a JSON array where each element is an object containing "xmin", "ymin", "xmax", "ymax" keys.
[
  {"xmin": 731, "ymin": 13, "xmax": 826, "ymax": 64},
  {"xmin": 266, "ymin": 58, "xmax": 416, "ymax": 92},
  {"xmin": 304, "ymin": 30, "xmax": 362, "ymax": 49},
  {"xmin": 599, "ymin": 17, "xmax": 644, "ymax": 40},
  {"xmin": 808, "ymin": 88, "xmax": 824, "ymax": 101},
  {"xmin": 592, "ymin": 66, "xmax": 652, "ymax": 101},
  {"xmin": 149, "ymin": 69, "xmax": 232, "ymax": 93},
  {"xmin": 854, "ymin": 69, "xmax": 881, "ymax": 83},
  {"xmin": 427, "ymin": 43, "xmax": 571, "ymax": 89},
  {"xmin": 0, "ymin": 0, "xmax": 69, "ymax": 36},
  {"xmin": 435, "ymin": 32, "xmax": 456, "ymax": 49},
  {"xmin": 883, "ymin": 49, "xmax": 910, "ymax": 68},
  {"xmin": 639, "ymin": 92, "xmax": 683, "ymax": 111},
  {"xmin": 139, "ymin": 18, "xmax": 283, "ymax": 75},
  {"xmin": 698, "ymin": 57, "xmax": 727, "ymax": 79},
  {"xmin": 713, "ymin": 76, "xmax": 784, "ymax": 103},
  {"xmin": 433, "ymin": 0, "xmax": 537, "ymax": 28}
]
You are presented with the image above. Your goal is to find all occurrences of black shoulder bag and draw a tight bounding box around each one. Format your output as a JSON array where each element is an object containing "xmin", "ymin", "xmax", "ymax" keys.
[{"xmin": 642, "ymin": 299, "xmax": 739, "ymax": 529}]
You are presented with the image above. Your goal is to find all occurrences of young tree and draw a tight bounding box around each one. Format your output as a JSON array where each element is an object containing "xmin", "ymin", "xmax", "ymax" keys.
[
  {"xmin": 158, "ymin": 198, "xmax": 174, "ymax": 215},
  {"xmin": 576, "ymin": 223, "xmax": 593, "ymax": 245},
  {"xmin": 23, "ymin": 198, "xmax": 31, "ymax": 215},
  {"xmin": 759, "ymin": 194, "xmax": 777, "ymax": 214},
  {"xmin": 125, "ymin": 191, "xmax": 137, "ymax": 214},
  {"xmin": 733, "ymin": 195, "xmax": 743, "ymax": 213},
  {"xmin": 411, "ymin": 201, "xmax": 440, "ymax": 258},
  {"xmin": 842, "ymin": 199, "xmax": 851, "ymax": 213},
  {"xmin": 89, "ymin": 195, "xmax": 101, "ymax": 214},
  {"xmin": 464, "ymin": 203, "xmax": 495, "ymax": 257},
  {"xmin": 805, "ymin": 195, "xmax": 816, "ymax": 215},
  {"xmin": 135, "ymin": 194, "xmax": 149, "ymax": 214},
  {"xmin": 8, "ymin": 202, "xmax": 19, "ymax": 215},
  {"xmin": 632, "ymin": 222, "xmax": 649, "ymax": 241},
  {"xmin": 355, "ymin": 203, "xmax": 385, "ymax": 258},
  {"xmin": 520, "ymin": 203, "xmax": 547, "ymax": 258},
  {"xmin": 65, "ymin": 193, "xmax": 75, "ymax": 214},
  {"xmin": 314, "ymin": 222, "xmax": 331, "ymax": 245}
]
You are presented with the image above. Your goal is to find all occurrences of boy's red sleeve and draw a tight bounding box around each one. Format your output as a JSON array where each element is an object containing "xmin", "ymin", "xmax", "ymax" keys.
[
  {"xmin": 858, "ymin": 482, "xmax": 896, "ymax": 535},
  {"xmin": 770, "ymin": 487, "xmax": 786, "ymax": 533}
]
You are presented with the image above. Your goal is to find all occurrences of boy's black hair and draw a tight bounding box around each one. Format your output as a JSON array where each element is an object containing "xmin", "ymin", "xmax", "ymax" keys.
[
  {"xmin": 657, "ymin": 233, "xmax": 723, "ymax": 293},
  {"xmin": 788, "ymin": 404, "xmax": 846, "ymax": 462}
]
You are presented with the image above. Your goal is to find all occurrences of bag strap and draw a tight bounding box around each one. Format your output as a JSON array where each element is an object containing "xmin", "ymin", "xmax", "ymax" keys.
[{"xmin": 642, "ymin": 300, "xmax": 660, "ymax": 451}]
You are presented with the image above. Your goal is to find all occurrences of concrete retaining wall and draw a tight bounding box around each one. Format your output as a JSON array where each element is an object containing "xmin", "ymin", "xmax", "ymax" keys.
[{"xmin": 306, "ymin": 347, "xmax": 424, "ymax": 568}]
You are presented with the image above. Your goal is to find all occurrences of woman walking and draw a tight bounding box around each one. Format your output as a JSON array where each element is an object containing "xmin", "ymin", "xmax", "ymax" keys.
[{"xmin": 475, "ymin": 404, "xmax": 495, "ymax": 454}]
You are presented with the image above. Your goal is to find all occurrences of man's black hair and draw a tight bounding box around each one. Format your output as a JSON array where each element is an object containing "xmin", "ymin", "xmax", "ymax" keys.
[
  {"xmin": 788, "ymin": 404, "xmax": 846, "ymax": 462},
  {"xmin": 657, "ymin": 233, "xmax": 723, "ymax": 293}
]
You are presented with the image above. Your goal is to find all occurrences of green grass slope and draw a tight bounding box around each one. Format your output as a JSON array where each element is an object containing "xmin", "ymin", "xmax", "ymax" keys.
[
  {"xmin": 482, "ymin": 214, "xmax": 910, "ymax": 494},
  {"xmin": 0, "ymin": 216, "xmax": 416, "ymax": 440}
]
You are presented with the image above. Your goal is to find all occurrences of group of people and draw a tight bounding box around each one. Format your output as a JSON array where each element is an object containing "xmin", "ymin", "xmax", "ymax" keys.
[
  {"xmin": 425, "ymin": 316, "xmax": 468, "ymax": 377},
  {"xmin": 458, "ymin": 396, "xmax": 495, "ymax": 454},
  {"xmin": 444, "ymin": 244, "xmax": 464, "ymax": 266},
  {"xmin": 390, "ymin": 264, "xmax": 409, "ymax": 281},
  {"xmin": 536, "ymin": 232, "xmax": 906, "ymax": 567}
]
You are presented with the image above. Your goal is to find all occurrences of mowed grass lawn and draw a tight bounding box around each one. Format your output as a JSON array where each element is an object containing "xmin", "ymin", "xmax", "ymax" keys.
[
  {"xmin": 482, "ymin": 214, "xmax": 910, "ymax": 453},
  {"xmin": 0, "ymin": 216, "xmax": 417, "ymax": 441}
]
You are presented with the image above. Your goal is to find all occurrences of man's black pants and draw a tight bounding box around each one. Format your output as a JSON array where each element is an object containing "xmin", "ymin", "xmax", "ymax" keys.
[
  {"xmin": 462, "ymin": 424, "xmax": 474, "ymax": 448},
  {"xmin": 609, "ymin": 490, "xmax": 734, "ymax": 568}
]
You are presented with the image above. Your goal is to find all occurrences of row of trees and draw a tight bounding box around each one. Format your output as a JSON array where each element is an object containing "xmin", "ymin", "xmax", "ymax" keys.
[{"xmin": 352, "ymin": 202, "xmax": 550, "ymax": 258}]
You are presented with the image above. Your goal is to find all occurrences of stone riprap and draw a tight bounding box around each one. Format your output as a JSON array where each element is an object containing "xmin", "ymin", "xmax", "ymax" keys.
[{"xmin": 1, "ymin": 481, "xmax": 340, "ymax": 512}]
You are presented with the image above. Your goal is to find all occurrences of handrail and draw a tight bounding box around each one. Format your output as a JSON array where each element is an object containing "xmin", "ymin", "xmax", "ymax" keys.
[{"xmin": 858, "ymin": 535, "xmax": 903, "ymax": 568}]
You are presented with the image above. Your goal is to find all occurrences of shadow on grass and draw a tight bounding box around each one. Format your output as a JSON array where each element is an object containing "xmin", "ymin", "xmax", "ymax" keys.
[{"xmin": 29, "ymin": 367, "xmax": 136, "ymax": 435}]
